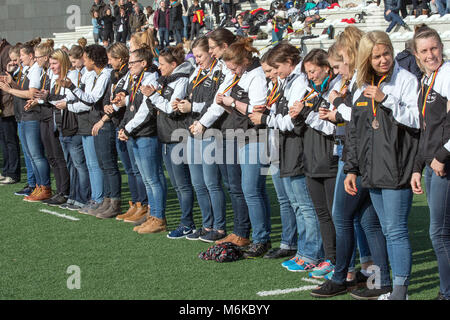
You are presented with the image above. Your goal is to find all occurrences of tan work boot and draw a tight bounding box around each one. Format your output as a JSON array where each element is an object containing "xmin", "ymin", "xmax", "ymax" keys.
[
  {"xmin": 215, "ymin": 233, "xmax": 250, "ymax": 247},
  {"xmin": 116, "ymin": 201, "xmax": 137, "ymax": 221},
  {"xmin": 133, "ymin": 214, "xmax": 153, "ymax": 232},
  {"xmin": 137, "ymin": 216, "xmax": 167, "ymax": 234},
  {"xmin": 123, "ymin": 202, "xmax": 147, "ymax": 223}
]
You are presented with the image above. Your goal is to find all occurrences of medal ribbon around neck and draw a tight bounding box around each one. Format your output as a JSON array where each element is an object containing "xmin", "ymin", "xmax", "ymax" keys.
[
  {"xmin": 192, "ymin": 59, "xmax": 217, "ymax": 90},
  {"xmin": 130, "ymin": 70, "xmax": 145, "ymax": 104},
  {"xmin": 421, "ymin": 63, "xmax": 442, "ymax": 122},
  {"xmin": 16, "ymin": 66, "xmax": 22, "ymax": 85},
  {"xmin": 371, "ymin": 74, "xmax": 387, "ymax": 119},
  {"xmin": 267, "ymin": 81, "xmax": 281, "ymax": 106},
  {"xmin": 41, "ymin": 69, "xmax": 47, "ymax": 90},
  {"xmin": 222, "ymin": 74, "xmax": 240, "ymax": 95},
  {"xmin": 301, "ymin": 88, "xmax": 318, "ymax": 103}
]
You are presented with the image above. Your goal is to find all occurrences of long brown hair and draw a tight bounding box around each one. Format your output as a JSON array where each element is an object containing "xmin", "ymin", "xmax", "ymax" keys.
[{"xmin": 222, "ymin": 37, "xmax": 258, "ymax": 66}]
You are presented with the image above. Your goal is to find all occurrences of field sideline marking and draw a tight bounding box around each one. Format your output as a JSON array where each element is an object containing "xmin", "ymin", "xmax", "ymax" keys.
[
  {"xmin": 39, "ymin": 209, "xmax": 80, "ymax": 221},
  {"xmin": 256, "ymin": 277, "xmax": 323, "ymax": 297}
]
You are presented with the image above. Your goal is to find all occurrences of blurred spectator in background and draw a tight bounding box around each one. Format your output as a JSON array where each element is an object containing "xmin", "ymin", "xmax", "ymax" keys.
[
  {"xmin": 154, "ymin": 0, "xmax": 171, "ymax": 48},
  {"xmin": 130, "ymin": 4, "xmax": 147, "ymax": 34},
  {"xmin": 115, "ymin": 6, "xmax": 130, "ymax": 43},
  {"xmin": 170, "ymin": 1, "xmax": 185, "ymax": 44},
  {"xmin": 91, "ymin": 0, "xmax": 107, "ymax": 18}
]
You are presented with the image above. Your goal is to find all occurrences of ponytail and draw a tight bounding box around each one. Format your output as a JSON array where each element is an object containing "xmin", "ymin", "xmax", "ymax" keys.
[{"xmin": 222, "ymin": 37, "xmax": 258, "ymax": 66}]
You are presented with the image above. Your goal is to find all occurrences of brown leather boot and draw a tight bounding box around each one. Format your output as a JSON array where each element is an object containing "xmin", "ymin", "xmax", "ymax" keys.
[
  {"xmin": 23, "ymin": 185, "xmax": 41, "ymax": 202},
  {"xmin": 137, "ymin": 216, "xmax": 167, "ymax": 234},
  {"xmin": 133, "ymin": 213, "xmax": 152, "ymax": 232},
  {"xmin": 88, "ymin": 198, "xmax": 110, "ymax": 216},
  {"xmin": 215, "ymin": 233, "xmax": 250, "ymax": 247},
  {"xmin": 25, "ymin": 185, "xmax": 52, "ymax": 202},
  {"xmin": 123, "ymin": 202, "xmax": 147, "ymax": 223},
  {"xmin": 116, "ymin": 201, "xmax": 136, "ymax": 221},
  {"xmin": 97, "ymin": 199, "xmax": 122, "ymax": 219}
]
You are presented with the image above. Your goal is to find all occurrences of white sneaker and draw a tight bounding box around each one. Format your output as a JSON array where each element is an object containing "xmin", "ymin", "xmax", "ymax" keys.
[
  {"xmin": 0, "ymin": 176, "xmax": 17, "ymax": 184},
  {"xmin": 0, "ymin": 174, "xmax": 6, "ymax": 181},
  {"xmin": 378, "ymin": 293, "xmax": 409, "ymax": 300}
]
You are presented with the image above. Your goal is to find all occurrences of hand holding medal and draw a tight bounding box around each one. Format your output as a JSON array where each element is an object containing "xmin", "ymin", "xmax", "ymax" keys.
[
  {"xmin": 364, "ymin": 76, "xmax": 387, "ymax": 130},
  {"xmin": 289, "ymin": 100, "xmax": 305, "ymax": 119}
]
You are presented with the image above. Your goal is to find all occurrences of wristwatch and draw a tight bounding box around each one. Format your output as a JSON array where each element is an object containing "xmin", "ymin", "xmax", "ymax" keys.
[{"xmin": 231, "ymin": 101, "xmax": 236, "ymax": 108}]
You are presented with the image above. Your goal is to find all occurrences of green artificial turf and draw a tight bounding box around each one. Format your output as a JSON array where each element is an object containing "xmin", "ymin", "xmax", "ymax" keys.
[{"xmin": 0, "ymin": 162, "xmax": 440, "ymax": 300}]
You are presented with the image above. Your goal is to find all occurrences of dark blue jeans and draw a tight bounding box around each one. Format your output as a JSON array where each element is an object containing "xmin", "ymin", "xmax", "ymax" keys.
[
  {"xmin": 59, "ymin": 134, "xmax": 90, "ymax": 206},
  {"xmin": 18, "ymin": 121, "xmax": 36, "ymax": 186},
  {"xmin": 158, "ymin": 27, "xmax": 170, "ymax": 48},
  {"xmin": 131, "ymin": 136, "xmax": 167, "ymax": 219},
  {"xmin": 332, "ymin": 160, "xmax": 390, "ymax": 286},
  {"xmin": 385, "ymin": 10, "xmax": 405, "ymax": 32},
  {"xmin": 271, "ymin": 165, "xmax": 297, "ymax": 250},
  {"xmin": 94, "ymin": 122, "xmax": 121, "ymax": 200},
  {"xmin": 20, "ymin": 120, "xmax": 50, "ymax": 187},
  {"xmin": 163, "ymin": 142, "xmax": 195, "ymax": 228},
  {"xmin": 81, "ymin": 135, "xmax": 104, "ymax": 204},
  {"xmin": 119, "ymin": 136, "xmax": 148, "ymax": 205},
  {"xmin": 425, "ymin": 164, "xmax": 450, "ymax": 299},
  {"xmin": 221, "ymin": 138, "xmax": 251, "ymax": 238}
]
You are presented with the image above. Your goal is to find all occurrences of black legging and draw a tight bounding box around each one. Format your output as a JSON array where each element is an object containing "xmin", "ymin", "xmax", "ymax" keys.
[
  {"xmin": 306, "ymin": 176, "xmax": 337, "ymax": 264},
  {"xmin": 40, "ymin": 120, "xmax": 70, "ymax": 195}
]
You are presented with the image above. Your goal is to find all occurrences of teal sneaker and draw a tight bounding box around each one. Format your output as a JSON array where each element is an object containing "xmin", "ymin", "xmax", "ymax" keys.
[
  {"xmin": 324, "ymin": 270, "xmax": 334, "ymax": 281},
  {"xmin": 281, "ymin": 256, "xmax": 299, "ymax": 269},
  {"xmin": 286, "ymin": 258, "xmax": 316, "ymax": 272},
  {"xmin": 308, "ymin": 260, "xmax": 335, "ymax": 279}
]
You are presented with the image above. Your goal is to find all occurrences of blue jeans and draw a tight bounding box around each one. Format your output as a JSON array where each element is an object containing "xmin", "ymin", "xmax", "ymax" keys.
[
  {"xmin": 239, "ymin": 142, "xmax": 271, "ymax": 244},
  {"xmin": 82, "ymin": 135, "xmax": 103, "ymax": 204},
  {"xmin": 18, "ymin": 121, "xmax": 36, "ymax": 186},
  {"xmin": 271, "ymin": 165, "xmax": 297, "ymax": 250},
  {"xmin": 158, "ymin": 27, "xmax": 170, "ymax": 48},
  {"xmin": 163, "ymin": 142, "xmax": 195, "ymax": 228},
  {"xmin": 94, "ymin": 122, "xmax": 121, "ymax": 200},
  {"xmin": 385, "ymin": 11, "xmax": 405, "ymax": 33},
  {"xmin": 425, "ymin": 165, "xmax": 450, "ymax": 299},
  {"xmin": 120, "ymin": 137, "xmax": 148, "ymax": 205},
  {"xmin": 370, "ymin": 188, "xmax": 413, "ymax": 286},
  {"xmin": 116, "ymin": 134, "xmax": 147, "ymax": 205},
  {"xmin": 221, "ymin": 138, "xmax": 251, "ymax": 238},
  {"xmin": 131, "ymin": 137, "xmax": 167, "ymax": 219},
  {"xmin": 332, "ymin": 160, "xmax": 390, "ymax": 286},
  {"xmin": 436, "ymin": 0, "xmax": 450, "ymax": 16},
  {"xmin": 20, "ymin": 120, "xmax": 50, "ymax": 187},
  {"xmin": 283, "ymin": 175, "xmax": 323, "ymax": 265},
  {"xmin": 173, "ymin": 28, "xmax": 183, "ymax": 44},
  {"xmin": 59, "ymin": 134, "xmax": 90, "ymax": 206},
  {"xmin": 202, "ymin": 137, "xmax": 227, "ymax": 231},
  {"xmin": 182, "ymin": 16, "xmax": 189, "ymax": 39}
]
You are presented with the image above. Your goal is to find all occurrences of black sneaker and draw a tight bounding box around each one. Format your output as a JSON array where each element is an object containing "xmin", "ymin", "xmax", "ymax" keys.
[
  {"xmin": 243, "ymin": 242, "xmax": 272, "ymax": 259},
  {"xmin": 186, "ymin": 228, "xmax": 209, "ymax": 241},
  {"xmin": 310, "ymin": 279, "xmax": 348, "ymax": 298},
  {"xmin": 263, "ymin": 248, "xmax": 297, "ymax": 259},
  {"xmin": 199, "ymin": 230, "xmax": 227, "ymax": 243},
  {"xmin": 15, "ymin": 184, "xmax": 34, "ymax": 196},
  {"xmin": 346, "ymin": 270, "xmax": 369, "ymax": 290},
  {"xmin": 42, "ymin": 193, "xmax": 68, "ymax": 206},
  {"xmin": 350, "ymin": 286, "xmax": 392, "ymax": 300}
]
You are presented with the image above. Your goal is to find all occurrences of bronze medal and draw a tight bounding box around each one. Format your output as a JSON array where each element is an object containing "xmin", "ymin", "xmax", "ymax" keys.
[
  {"xmin": 130, "ymin": 104, "xmax": 135, "ymax": 112},
  {"xmin": 372, "ymin": 118, "xmax": 379, "ymax": 130}
]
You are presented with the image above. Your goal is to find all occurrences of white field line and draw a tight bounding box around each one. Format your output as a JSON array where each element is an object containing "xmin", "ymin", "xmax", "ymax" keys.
[
  {"xmin": 39, "ymin": 209, "xmax": 80, "ymax": 221},
  {"xmin": 256, "ymin": 277, "xmax": 324, "ymax": 297}
]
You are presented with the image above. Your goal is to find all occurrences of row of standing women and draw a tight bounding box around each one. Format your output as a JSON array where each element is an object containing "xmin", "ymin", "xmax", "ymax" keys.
[{"xmin": 0, "ymin": 25, "xmax": 448, "ymax": 301}]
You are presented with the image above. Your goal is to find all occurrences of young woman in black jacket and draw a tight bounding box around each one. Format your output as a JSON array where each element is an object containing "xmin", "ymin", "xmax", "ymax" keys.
[
  {"xmin": 410, "ymin": 26, "xmax": 450, "ymax": 301},
  {"xmin": 344, "ymin": 31, "xmax": 420, "ymax": 300},
  {"xmin": 289, "ymin": 49, "xmax": 340, "ymax": 279}
]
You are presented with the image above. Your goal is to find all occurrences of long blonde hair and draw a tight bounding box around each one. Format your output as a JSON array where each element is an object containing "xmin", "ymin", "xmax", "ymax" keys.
[
  {"xmin": 131, "ymin": 29, "xmax": 158, "ymax": 58},
  {"xmin": 50, "ymin": 49, "xmax": 72, "ymax": 94},
  {"xmin": 335, "ymin": 26, "xmax": 364, "ymax": 77},
  {"xmin": 356, "ymin": 31, "xmax": 394, "ymax": 88}
]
